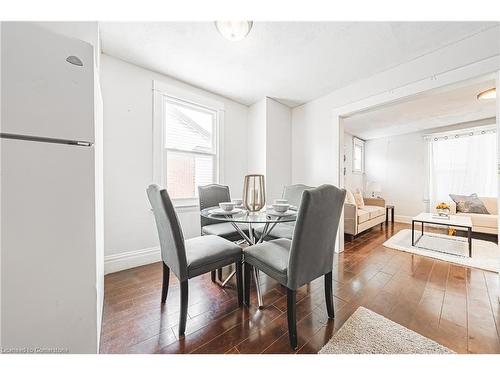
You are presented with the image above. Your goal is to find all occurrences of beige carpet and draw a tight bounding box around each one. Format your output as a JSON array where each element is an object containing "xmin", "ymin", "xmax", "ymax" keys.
[
  {"xmin": 319, "ymin": 307, "xmax": 454, "ymax": 354},
  {"xmin": 383, "ymin": 229, "xmax": 499, "ymax": 272}
]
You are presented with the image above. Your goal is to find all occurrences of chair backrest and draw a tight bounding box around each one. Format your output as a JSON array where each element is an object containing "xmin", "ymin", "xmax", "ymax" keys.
[
  {"xmin": 147, "ymin": 184, "xmax": 188, "ymax": 281},
  {"xmin": 198, "ymin": 184, "xmax": 231, "ymax": 228},
  {"xmin": 282, "ymin": 184, "xmax": 314, "ymax": 207},
  {"xmin": 287, "ymin": 184, "xmax": 346, "ymax": 290}
]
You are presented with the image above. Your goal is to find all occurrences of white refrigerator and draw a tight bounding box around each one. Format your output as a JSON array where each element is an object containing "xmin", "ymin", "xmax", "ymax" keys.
[{"xmin": 1, "ymin": 22, "xmax": 103, "ymax": 353}]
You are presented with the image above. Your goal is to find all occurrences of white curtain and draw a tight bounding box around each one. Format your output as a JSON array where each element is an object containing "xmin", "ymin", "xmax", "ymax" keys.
[{"xmin": 429, "ymin": 129, "xmax": 497, "ymax": 205}]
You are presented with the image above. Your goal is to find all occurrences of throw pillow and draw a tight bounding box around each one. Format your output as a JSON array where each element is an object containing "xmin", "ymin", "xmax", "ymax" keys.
[
  {"xmin": 449, "ymin": 193, "xmax": 489, "ymax": 214},
  {"xmin": 354, "ymin": 190, "xmax": 365, "ymax": 208},
  {"xmin": 345, "ymin": 190, "xmax": 356, "ymax": 205}
]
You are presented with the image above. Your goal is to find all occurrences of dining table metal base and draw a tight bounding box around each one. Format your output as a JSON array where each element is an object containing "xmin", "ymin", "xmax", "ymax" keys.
[
  {"xmin": 200, "ymin": 207, "xmax": 296, "ymax": 310},
  {"xmin": 221, "ymin": 220, "xmax": 285, "ymax": 308}
]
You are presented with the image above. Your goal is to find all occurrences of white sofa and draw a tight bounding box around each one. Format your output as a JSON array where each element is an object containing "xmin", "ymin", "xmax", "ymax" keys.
[
  {"xmin": 445, "ymin": 197, "xmax": 498, "ymax": 235},
  {"xmin": 344, "ymin": 197, "xmax": 386, "ymax": 239}
]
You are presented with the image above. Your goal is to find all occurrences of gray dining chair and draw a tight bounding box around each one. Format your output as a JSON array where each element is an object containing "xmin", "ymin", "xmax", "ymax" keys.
[
  {"xmin": 255, "ymin": 184, "xmax": 314, "ymax": 241},
  {"xmin": 147, "ymin": 184, "xmax": 243, "ymax": 337},
  {"xmin": 198, "ymin": 184, "xmax": 248, "ymax": 282},
  {"xmin": 243, "ymin": 184, "xmax": 346, "ymax": 349}
]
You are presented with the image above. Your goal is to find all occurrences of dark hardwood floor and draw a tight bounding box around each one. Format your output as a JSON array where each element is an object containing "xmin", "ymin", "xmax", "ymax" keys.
[{"xmin": 100, "ymin": 223, "xmax": 500, "ymax": 354}]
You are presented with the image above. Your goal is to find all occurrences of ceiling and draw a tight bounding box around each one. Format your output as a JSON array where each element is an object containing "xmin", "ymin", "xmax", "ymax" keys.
[
  {"xmin": 99, "ymin": 22, "xmax": 497, "ymax": 107},
  {"xmin": 343, "ymin": 77, "xmax": 497, "ymax": 139}
]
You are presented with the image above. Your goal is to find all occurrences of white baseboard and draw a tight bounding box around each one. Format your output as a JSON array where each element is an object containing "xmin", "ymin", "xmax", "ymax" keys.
[
  {"xmin": 394, "ymin": 215, "xmax": 412, "ymax": 224},
  {"xmin": 104, "ymin": 246, "xmax": 161, "ymax": 275}
]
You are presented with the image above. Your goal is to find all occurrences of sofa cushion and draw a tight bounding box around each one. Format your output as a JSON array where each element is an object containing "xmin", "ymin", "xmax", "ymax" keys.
[
  {"xmin": 449, "ymin": 193, "xmax": 489, "ymax": 214},
  {"xmin": 456, "ymin": 212, "xmax": 498, "ymax": 229},
  {"xmin": 480, "ymin": 197, "xmax": 497, "ymax": 215},
  {"xmin": 362, "ymin": 205, "xmax": 385, "ymax": 219},
  {"xmin": 357, "ymin": 209, "xmax": 370, "ymax": 224},
  {"xmin": 345, "ymin": 190, "xmax": 356, "ymax": 205},
  {"xmin": 354, "ymin": 190, "xmax": 365, "ymax": 208}
]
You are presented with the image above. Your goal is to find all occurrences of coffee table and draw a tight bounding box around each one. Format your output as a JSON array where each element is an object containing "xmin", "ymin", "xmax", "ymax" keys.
[{"xmin": 411, "ymin": 213, "xmax": 473, "ymax": 257}]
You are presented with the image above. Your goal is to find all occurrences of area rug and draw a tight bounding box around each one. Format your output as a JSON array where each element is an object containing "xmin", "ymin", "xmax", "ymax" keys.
[
  {"xmin": 383, "ymin": 229, "xmax": 499, "ymax": 272},
  {"xmin": 318, "ymin": 307, "xmax": 454, "ymax": 354}
]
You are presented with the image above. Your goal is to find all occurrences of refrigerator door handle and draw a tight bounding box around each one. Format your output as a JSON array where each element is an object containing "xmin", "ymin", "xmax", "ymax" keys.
[{"xmin": 0, "ymin": 133, "xmax": 93, "ymax": 147}]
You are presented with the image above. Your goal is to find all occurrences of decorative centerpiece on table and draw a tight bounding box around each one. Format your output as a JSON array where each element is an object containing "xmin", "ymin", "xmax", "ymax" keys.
[
  {"xmin": 243, "ymin": 174, "xmax": 266, "ymax": 212},
  {"xmin": 435, "ymin": 202, "xmax": 451, "ymax": 217}
]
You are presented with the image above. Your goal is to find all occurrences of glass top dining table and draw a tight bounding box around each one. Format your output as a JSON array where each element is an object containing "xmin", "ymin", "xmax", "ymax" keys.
[
  {"xmin": 200, "ymin": 206, "xmax": 297, "ymax": 246},
  {"xmin": 200, "ymin": 206, "xmax": 297, "ymax": 307}
]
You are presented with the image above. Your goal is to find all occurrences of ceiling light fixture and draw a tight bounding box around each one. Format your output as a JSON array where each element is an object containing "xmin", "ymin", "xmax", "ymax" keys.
[
  {"xmin": 477, "ymin": 88, "xmax": 496, "ymax": 100},
  {"xmin": 215, "ymin": 21, "xmax": 253, "ymax": 41}
]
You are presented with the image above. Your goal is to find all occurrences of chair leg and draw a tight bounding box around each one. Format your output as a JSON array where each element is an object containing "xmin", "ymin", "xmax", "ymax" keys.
[
  {"xmin": 161, "ymin": 263, "xmax": 170, "ymax": 304},
  {"xmin": 324, "ymin": 271, "xmax": 335, "ymax": 319},
  {"xmin": 287, "ymin": 288, "xmax": 298, "ymax": 350},
  {"xmin": 235, "ymin": 261, "xmax": 243, "ymax": 306},
  {"xmin": 179, "ymin": 280, "xmax": 188, "ymax": 337},
  {"xmin": 244, "ymin": 263, "xmax": 251, "ymax": 306},
  {"xmin": 211, "ymin": 270, "xmax": 216, "ymax": 283},
  {"xmin": 217, "ymin": 267, "xmax": 223, "ymax": 282}
]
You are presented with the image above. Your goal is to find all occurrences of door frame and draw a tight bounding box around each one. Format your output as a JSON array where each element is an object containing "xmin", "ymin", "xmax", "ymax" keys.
[
  {"xmin": 496, "ymin": 70, "xmax": 500, "ymax": 303},
  {"xmin": 332, "ymin": 56, "xmax": 499, "ymax": 254}
]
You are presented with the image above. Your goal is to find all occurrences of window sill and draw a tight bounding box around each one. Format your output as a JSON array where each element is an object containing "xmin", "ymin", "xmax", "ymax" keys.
[
  {"xmin": 173, "ymin": 199, "xmax": 200, "ymax": 212},
  {"xmin": 149, "ymin": 202, "xmax": 200, "ymax": 214},
  {"xmin": 174, "ymin": 203, "xmax": 199, "ymax": 209}
]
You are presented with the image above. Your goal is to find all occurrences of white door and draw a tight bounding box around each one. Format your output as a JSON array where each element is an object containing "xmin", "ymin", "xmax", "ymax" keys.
[
  {"xmin": 1, "ymin": 22, "xmax": 94, "ymax": 142},
  {"xmin": 1, "ymin": 137, "xmax": 98, "ymax": 353}
]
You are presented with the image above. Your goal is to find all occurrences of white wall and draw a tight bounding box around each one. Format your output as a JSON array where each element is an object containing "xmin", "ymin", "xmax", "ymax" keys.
[
  {"xmin": 292, "ymin": 97, "xmax": 340, "ymax": 186},
  {"xmin": 343, "ymin": 132, "xmax": 364, "ymax": 193},
  {"xmin": 292, "ymin": 26, "xmax": 500, "ymax": 191},
  {"xmin": 266, "ymin": 98, "xmax": 292, "ymax": 202},
  {"xmin": 365, "ymin": 119, "xmax": 496, "ymax": 222},
  {"xmin": 365, "ymin": 132, "xmax": 427, "ymax": 221},
  {"xmin": 246, "ymin": 97, "xmax": 292, "ymax": 202},
  {"xmin": 247, "ymin": 98, "xmax": 266, "ymax": 174},
  {"xmin": 100, "ymin": 54, "xmax": 249, "ymax": 273}
]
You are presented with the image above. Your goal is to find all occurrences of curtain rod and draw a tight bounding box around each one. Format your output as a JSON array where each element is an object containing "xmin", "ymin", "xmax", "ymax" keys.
[{"xmin": 423, "ymin": 124, "xmax": 496, "ymax": 140}]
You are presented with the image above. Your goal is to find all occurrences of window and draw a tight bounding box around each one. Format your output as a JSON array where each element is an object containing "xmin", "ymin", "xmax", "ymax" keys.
[
  {"xmin": 352, "ymin": 137, "xmax": 365, "ymax": 174},
  {"xmin": 428, "ymin": 126, "xmax": 497, "ymax": 204},
  {"xmin": 153, "ymin": 82, "xmax": 224, "ymax": 206},
  {"xmin": 164, "ymin": 98, "xmax": 218, "ymax": 200}
]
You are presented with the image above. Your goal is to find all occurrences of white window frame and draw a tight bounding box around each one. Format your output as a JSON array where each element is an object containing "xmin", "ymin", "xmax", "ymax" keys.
[
  {"xmin": 425, "ymin": 124, "xmax": 497, "ymax": 207},
  {"xmin": 352, "ymin": 137, "xmax": 365, "ymax": 174},
  {"xmin": 153, "ymin": 80, "xmax": 225, "ymax": 207}
]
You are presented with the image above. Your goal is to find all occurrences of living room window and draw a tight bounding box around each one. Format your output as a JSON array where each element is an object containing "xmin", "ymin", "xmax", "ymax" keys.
[
  {"xmin": 352, "ymin": 137, "xmax": 365, "ymax": 174},
  {"xmin": 153, "ymin": 81, "xmax": 224, "ymax": 206},
  {"xmin": 428, "ymin": 126, "xmax": 497, "ymax": 203}
]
